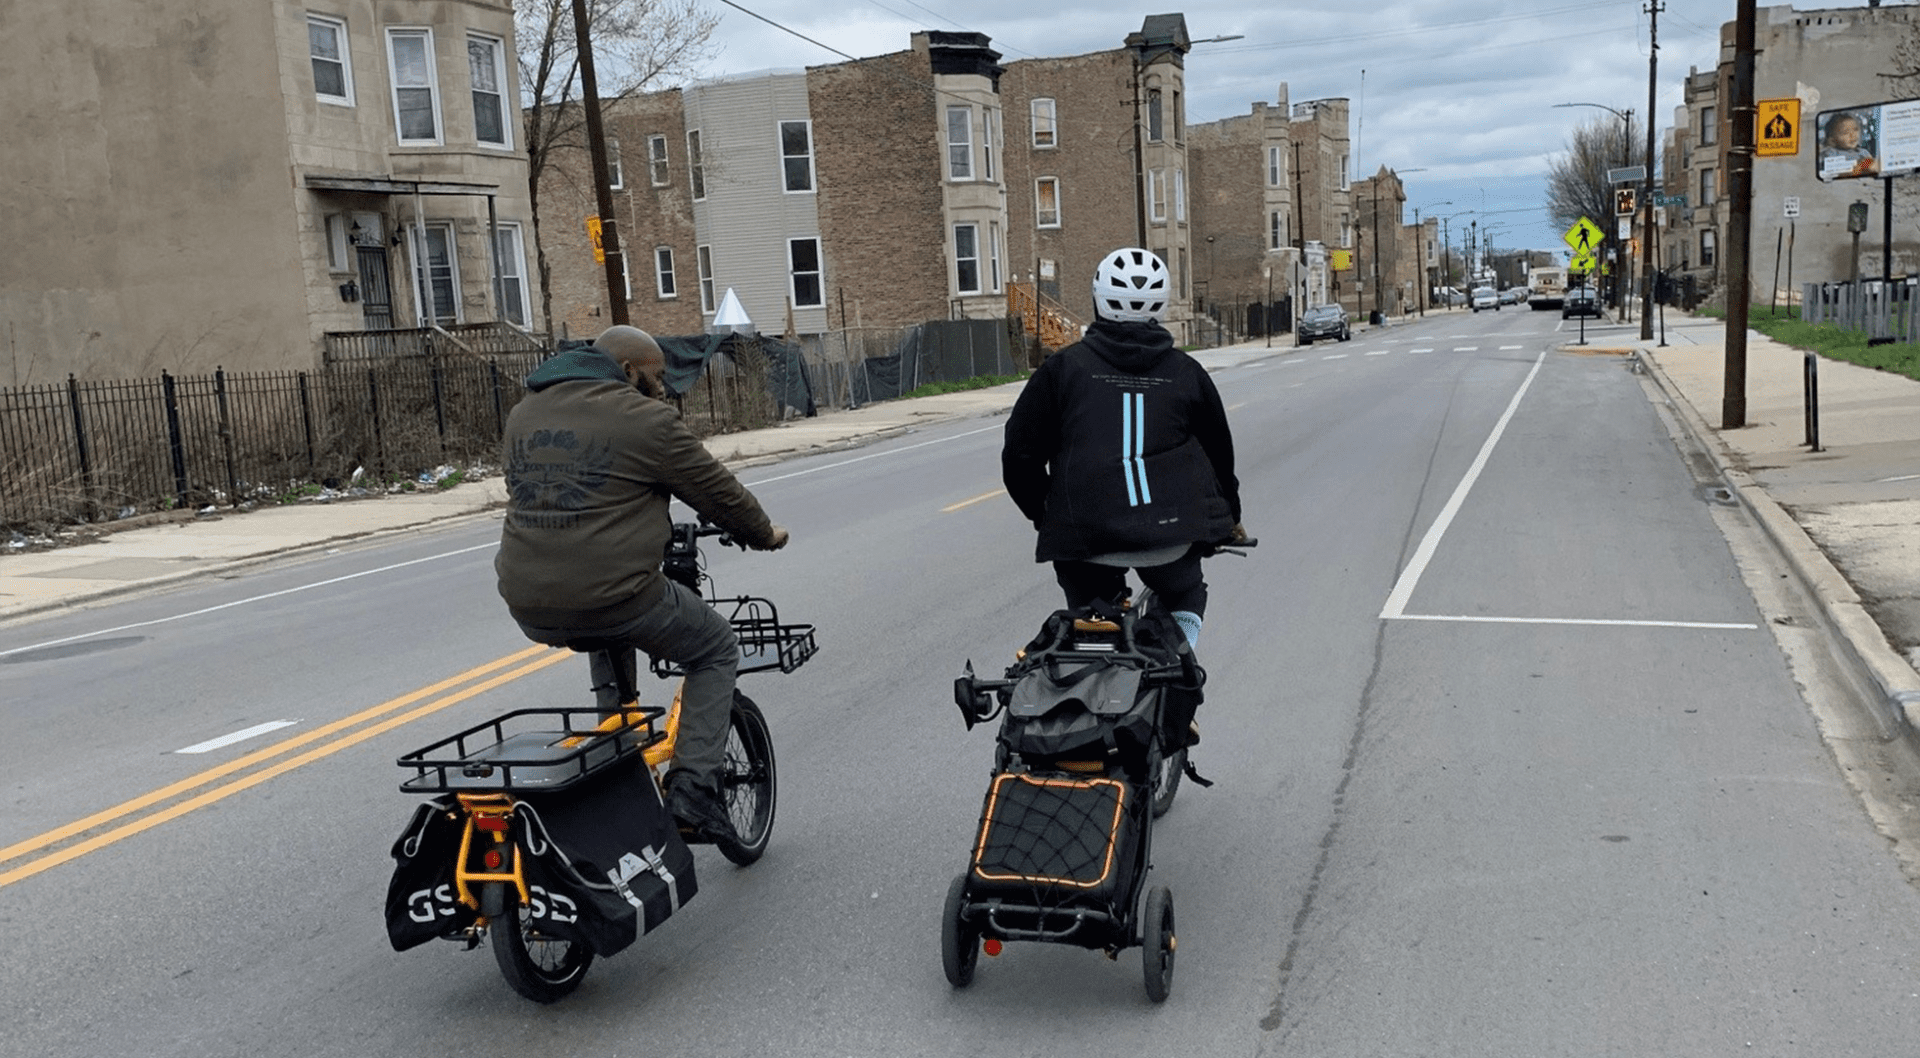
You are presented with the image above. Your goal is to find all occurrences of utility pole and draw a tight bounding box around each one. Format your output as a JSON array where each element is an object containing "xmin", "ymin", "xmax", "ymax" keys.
[
  {"xmin": 1641, "ymin": 0, "xmax": 1663, "ymax": 339},
  {"xmin": 1723, "ymin": 0, "xmax": 1756, "ymax": 428},
  {"xmin": 572, "ymin": 0, "xmax": 628, "ymax": 325}
]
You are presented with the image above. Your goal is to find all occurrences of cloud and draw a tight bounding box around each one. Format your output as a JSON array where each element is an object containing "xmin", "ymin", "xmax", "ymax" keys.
[{"xmin": 692, "ymin": 0, "xmax": 1750, "ymax": 252}]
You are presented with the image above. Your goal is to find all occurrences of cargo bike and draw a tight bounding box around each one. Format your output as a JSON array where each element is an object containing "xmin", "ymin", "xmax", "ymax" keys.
[
  {"xmin": 944, "ymin": 589, "xmax": 1212, "ymax": 1002},
  {"xmin": 383, "ymin": 520, "xmax": 815, "ymax": 1003}
]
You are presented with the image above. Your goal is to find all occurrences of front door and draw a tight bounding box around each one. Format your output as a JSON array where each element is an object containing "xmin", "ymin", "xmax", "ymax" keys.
[{"xmin": 356, "ymin": 246, "xmax": 394, "ymax": 330}]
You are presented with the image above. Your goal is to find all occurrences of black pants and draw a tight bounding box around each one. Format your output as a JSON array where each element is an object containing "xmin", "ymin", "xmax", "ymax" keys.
[{"xmin": 1053, "ymin": 550, "xmax": 1207, "ymax": 617}]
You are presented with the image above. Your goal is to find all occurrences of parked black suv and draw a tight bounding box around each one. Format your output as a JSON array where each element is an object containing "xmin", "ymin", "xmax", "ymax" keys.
[{"xmin": 1297, "ymin": 304, "xmax": 1351, "ymax": 344}]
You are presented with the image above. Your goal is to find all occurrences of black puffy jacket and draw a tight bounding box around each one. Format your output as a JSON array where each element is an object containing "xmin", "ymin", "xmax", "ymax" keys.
[{"xmin": 1001, "ymin": 319, "xmax": 1240, "ymax": 562}]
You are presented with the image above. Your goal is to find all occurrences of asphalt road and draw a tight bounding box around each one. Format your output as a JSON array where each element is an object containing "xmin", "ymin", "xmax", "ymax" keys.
[{"xmin": 5, "ymin": 308, "xmax": 1919, "ymax": 1057}]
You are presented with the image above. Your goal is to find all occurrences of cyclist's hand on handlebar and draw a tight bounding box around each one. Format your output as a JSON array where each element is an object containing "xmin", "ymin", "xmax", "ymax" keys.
[
  {"xmin": 752, "ymin": 524, "xmax": 790, "ymax": 551},
  {"xmin": 1229, "ymin": 522, "xmax": 1249, "ymax": 545}
]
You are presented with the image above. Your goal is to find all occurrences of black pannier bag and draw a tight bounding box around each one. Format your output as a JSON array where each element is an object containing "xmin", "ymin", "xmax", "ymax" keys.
[
  {"xmin": 385, "ymin": 798, "xmax": 477, "ymax": 951},
  {"xmin": 969, "ymin": 772, "xmax": 1145, "ymax": 914},
  {"xmin": 999, "ymin": 605, "xmax": 1204, "ymax": 765},
  {"xmin": 512, "ymin": 759, "xmax": 698, "ymax": 957}
]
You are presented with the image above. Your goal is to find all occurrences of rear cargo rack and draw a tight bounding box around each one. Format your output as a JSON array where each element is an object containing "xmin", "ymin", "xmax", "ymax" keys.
[{"xmin": 396, "ymin": 706, "xmax": 665, "ymax": 794}]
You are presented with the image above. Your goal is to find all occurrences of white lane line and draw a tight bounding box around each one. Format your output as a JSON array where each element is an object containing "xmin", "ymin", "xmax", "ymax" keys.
[
  {"xmin": 1380, "ymin": 352, "xmax": 1546, "ymax": 620},
  {"xmin": 1385, "ymin": 614, "xmax": 1758, "ymax": 630},
  {"xmin": 1410, "ymin": 348, "xmax": 1434, "ymax": 354},
  {"xmin": 1452, "ymin": 346, "xmax": 1478, "ymax": 352},
  {"xmin": 1877, "ymin": 473, "xmax": 1920, "ymax": 483},
  {"xmin": 1279, "ymin": 359, "xmax": 1305, "ymax": 366},
  {"xmin": 1322, "ymin": 354, "xmax": 1349, "ymax": 360},
  {"xmin": 0, "ymin": 543, "xmax": 501, "ymax": 660},
  {"xmin": 745, "ymin": 424, "xmax": 1002, "ymax": 487},
  {"xmin": 1365, "ymin": 350, "xmax": 1392, "ymax": 356},
  {"xmin": 176, "ymin": 720, "xmax": 301, "ymax": 755},
  {"xmin": 1499, "ymin": 345, "xmax": 1524, "ymax": 350}
]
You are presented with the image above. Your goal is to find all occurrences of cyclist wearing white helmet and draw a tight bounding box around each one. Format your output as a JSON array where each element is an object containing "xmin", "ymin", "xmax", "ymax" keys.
[{"xmin": 1001, "ymin": 248, "xmax": 1245, "ymax": 650}]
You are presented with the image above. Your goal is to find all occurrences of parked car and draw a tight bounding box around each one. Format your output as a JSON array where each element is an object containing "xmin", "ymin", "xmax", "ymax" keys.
[
  {"xmin": 1498, "ymin": 288, "xmax": 1523, "ymax": 306},
  {"xmin": 1297, "ymin": 303, "xmax": 1352, "ymax": 344},
  {"xmin": 1471, "ymin": 287, "xmax": 1499, "ymax": 312},
  {"xmin": 1562, "ymin": 286, "xmax": 1602, "ymax": 320}
]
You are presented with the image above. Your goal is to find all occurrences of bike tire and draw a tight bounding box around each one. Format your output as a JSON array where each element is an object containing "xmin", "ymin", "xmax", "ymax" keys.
[
  {"xmin": 1141, "ymin": 885, "xmax": 1175, "ymax": 1003},
  {"xmin": 941, "ymin": 873, "xmax": 980, "ymax": 987},
  {"xmin": 491, "ymin": 893, "xmax": 594, "ymax": 1004},
  {"xmin": 713, "ymin": 690, "xmax": 777, "ymax": 866},
  {"xmin": 1151, "ymin": 747, "xmax": 1185, "ymax": 818}
]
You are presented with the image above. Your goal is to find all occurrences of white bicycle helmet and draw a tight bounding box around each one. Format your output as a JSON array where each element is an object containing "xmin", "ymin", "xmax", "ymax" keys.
[{"xmin": 1092, "ymin": 247, "xmax": 1170, "ymax": 324}]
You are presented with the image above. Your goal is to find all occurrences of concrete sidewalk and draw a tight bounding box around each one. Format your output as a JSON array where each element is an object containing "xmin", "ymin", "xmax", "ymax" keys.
[{"xmin": 4, "ymin": 327, "xmax": 1916, "ymax": 729}]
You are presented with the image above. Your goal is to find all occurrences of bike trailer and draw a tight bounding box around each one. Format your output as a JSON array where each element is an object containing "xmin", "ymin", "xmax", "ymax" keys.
[{"xmin": 964, "ymin": 771, "xmax": 1147, "ymax": 948}]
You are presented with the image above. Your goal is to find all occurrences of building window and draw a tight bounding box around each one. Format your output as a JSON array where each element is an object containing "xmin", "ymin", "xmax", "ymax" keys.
[
  {"xmin": 946, "ymin": 106, "xmax": 973, "ymax": 180},
  {"xmin": 606, "ymin": 137, "xmax": 623, "ymax": 189},
  {"xmin": 648, "ymin": 135, "xmax": 669, "ymax": 186},
  {"xmin": 1148, "ymin": 168, "xmax": 1165, "ymax": 224},
  {"xmin": 1700, "ymin": 229, "xmax": 1716, "ymax": 267},
  {"xmin": 1173, "ymin": 90, "xmax": 1182, "ymax": 144},
  {"xmin": 408, "ymin": 223, "xmax": 459, "ymax": 325},
  {"xmin": 988, "ymin": 222, "xmax": 1002, "ymax": 293},
  {"xmin": 1031, "ymin": 98, "xmax": 1056, "ymax": 148},
  {"xmin": 325, "ymin": 214, "xmax": 350, "ymax": 270},
  {"xmin": 655, "ymin": 247, "xmax": 676, "ymax": 298},
  {"xmin": 1339, "ymin": 154, "xmax": 1350, "ymax": 190},
  {"xmin": 1174, "ymin": 167, "xmax": 1186, "ymax": 223},
  {"xmin": 1340, "ymin": 212, "xmax": 1351, "ymax": 248},
  {"xmin": 387, "ymin": 29, "xmax": 442, "ymax": 144},
  {"xmin": 688, "ymin": 130, "xmax": 706, "ymax": 200},
  {"xmin": 1700, "ymin": 105, "xmax": 1717, "ymax": 146},
  {"xmin": 309, "ymin": 15, "xmax": 353, "ymax": 106},
  {"xmin": 492, "ymin": 224, "xmax": 529, "ymax": 326},
  {"xmin": 1699, "ymin": 167, "xmax": 1716, "ymax": 207},
  {"xmin": 1270, "ymin": 211, "xmax": 1282, "ymax": 250},
  {"xmin": 1147, "ymin": 89, "xmax": 1164, "ymax": 142},
  {"xmin": 1035, "ymin": 177, "xmax": 1061, "ymax": 228},
  {"xmin": 780, "ymin": 120, "xmax": 814, "ymax": 193},
  {"xmin": 954, "ymin": 224, "xmax": 981, "ymax": 294},
  {"xmin": 1178, "ymin": 247, "xmax": 1187, "ymax": 299},
  {"xmin": 697, "ymin": 244, "xmax": 715, "ymax": 313},
  {"xmin": 1267, "ymin": 146, "xmax": 1282, "ymax": 187},
  {"xmin": 788, "ymin": 237, "xmax": 823, "ymax": 308},
  {"xmin": 982, "ymin": 109, "xmax": 997, "ymax": 182},
  {"xmin": 467, "ymin": 34, "xmax": 509, "ymax": 148},
  {"xmin": 620, "ymin": 253, "xmax": 632, "ymax": 302}
]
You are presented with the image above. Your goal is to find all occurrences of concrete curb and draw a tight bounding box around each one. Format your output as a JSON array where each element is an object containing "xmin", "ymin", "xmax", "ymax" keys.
[{"xmin": 1631, "ymin": 346, "xmax": 1920, "ymax": 734}]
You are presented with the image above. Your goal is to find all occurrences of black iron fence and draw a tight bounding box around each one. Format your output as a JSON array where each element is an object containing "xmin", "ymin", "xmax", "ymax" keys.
[{"xmin": 1, "ymin": 353, "xmax": 544, "ymax": 532}]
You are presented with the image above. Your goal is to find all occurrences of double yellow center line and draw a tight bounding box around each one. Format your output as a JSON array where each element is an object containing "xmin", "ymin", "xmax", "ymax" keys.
[{"xmin": 0, "ymin": 644, "xmax": 573, "ymax": 890}]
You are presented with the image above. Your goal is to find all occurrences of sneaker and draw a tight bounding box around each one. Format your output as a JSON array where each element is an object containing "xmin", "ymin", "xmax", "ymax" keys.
[{"xmin": 666, "ymin": 775, "xmax": 740, "ymax": 846}]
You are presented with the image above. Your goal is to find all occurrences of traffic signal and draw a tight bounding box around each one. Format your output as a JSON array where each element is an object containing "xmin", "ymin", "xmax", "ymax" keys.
[{"xmin": 1615, "ymin": 187, "xmax": 1637, "ymax": 216}]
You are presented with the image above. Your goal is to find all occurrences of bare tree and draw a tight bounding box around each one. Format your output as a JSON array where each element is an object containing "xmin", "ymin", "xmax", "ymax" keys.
[
  {"xmin": 518, "ymin": 0, "xmax": 720, "ymax": 332},
  {"xmin": 1545, "ymin": 112, "xmax": 1643, "ymax": 286}
]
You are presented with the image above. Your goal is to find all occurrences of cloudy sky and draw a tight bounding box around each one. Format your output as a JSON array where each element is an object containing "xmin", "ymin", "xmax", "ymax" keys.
[{"xmin": 684, "ymin": 0, "xmax": 1813, "ymax": 256}]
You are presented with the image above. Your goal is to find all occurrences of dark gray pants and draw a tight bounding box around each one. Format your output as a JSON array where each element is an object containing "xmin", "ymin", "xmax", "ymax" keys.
[{"xmin": 515, "ymin": 580, "xmax": 738, "ymax": 790}]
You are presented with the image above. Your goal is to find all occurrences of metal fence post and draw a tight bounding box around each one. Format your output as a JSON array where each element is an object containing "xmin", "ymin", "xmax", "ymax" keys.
[
  {"xmin": 65, "ymin": 374, "xmax": 96, "ymax": 521},
  {"xmin": 161, "ymin": 370, "xmax": 190, "ymax": 509},
  {"xmin": 429, "ymin": 358, "xmax": 448, "ymax": 455},
  {"xmin": 1804, "ymin": 351, "xmax": 1821, "ymax": 451},
  {"xmin": 297, "ymin": 371, "xmax": 316, "ymax": 476},
  {"xmin": 489, "ymin": 360, "xmax": 505, "ymax": 437},
  {"xmin": 367, "ymin": 368, "xmax": 386, "ymax": 477},
  {"xmin": 214, "ymin": 366, "xmax": 238, "ymax": 505}
]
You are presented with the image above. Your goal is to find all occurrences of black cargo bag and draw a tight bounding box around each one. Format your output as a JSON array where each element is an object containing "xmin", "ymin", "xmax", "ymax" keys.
[
  {"xmin": 969, "ymin": 771, "xmax": 1143, "ymax": 910},
  {"xmin": 385, "ymin": 798, "xmax": 478, "ymax": 951},
  {"xmin": 513, "ymin": 759, "xmax": 698, "ymax": 957}
]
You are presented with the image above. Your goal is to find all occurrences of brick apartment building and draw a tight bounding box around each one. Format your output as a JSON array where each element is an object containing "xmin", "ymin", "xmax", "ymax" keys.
[
  {"xmin": 541, "ymin": 13, "xmax": 1393, "ymax": 352},
  {"xmin": 2, "ymin": 0, "xmax": 542, "ymax": 382},
  {"xmin": 1353, "ymin": 166, "xmax": 1407, "ymax": 320}
]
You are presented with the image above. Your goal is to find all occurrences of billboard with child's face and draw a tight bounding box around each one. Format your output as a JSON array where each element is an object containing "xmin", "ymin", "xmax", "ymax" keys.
[{"xmin": 1816, "ymin": 100, "xmax": 1920, "ymax": 181}]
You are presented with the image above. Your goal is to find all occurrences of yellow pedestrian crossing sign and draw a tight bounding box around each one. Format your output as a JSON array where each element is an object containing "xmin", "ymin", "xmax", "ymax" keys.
[
  {"xmin": 1570, "ymin": 251, "xmax": 1597, "ymax": 274},
  {"xmin": 1564, "ymin": 216, "xmax": 1604, "ymax": 257}
]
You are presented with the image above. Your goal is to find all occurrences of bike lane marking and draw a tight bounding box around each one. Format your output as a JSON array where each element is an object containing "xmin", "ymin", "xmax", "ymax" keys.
[
  {"xmin": 0, "ymin": 643, "xmax": 556, "ymax": 877},
  {"xmin": 176, "ymin": 721, "xmax": 300, "ymax": 755}
]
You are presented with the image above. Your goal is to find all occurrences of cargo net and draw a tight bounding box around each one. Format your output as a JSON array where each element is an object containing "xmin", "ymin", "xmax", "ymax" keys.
[{"xmin": 970, "ymin": 773, "xmax": 1128, "ymax": 892}]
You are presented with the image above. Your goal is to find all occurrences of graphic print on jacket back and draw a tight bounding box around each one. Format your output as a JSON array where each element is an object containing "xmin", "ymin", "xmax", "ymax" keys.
[{"xmin": 506, "ymin": 429, "xmax": 614, "ymax": 530}]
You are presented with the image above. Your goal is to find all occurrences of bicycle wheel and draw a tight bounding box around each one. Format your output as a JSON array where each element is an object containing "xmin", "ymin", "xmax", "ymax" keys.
[
  {"xmin": 1151, "ymin": 747, "xmax": 1185, "ymax": 818},
  {"xmin": 491, "ymin": 895, "xmax": 594, "ymax": 1004},
  {"xmin": 713, "ymin": 690, "xmax": 776, "ymax": 866},
  {"xmin": 941, "ymin": 873, "xmax": 980, "ymax": 987},
  {"xmin": 1141, "ymin": 885, "xmax": 1175, "ymax": 1003}
]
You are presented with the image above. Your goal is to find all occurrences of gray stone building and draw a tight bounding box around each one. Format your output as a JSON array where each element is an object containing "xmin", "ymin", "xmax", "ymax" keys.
[
  {"xmin": 1665, "ymin": 2, "xmax": 1920, "ymax": 305},
  {"xmin": 1, "ymin": 0, "xmax": 541, "ymax": 382}
]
